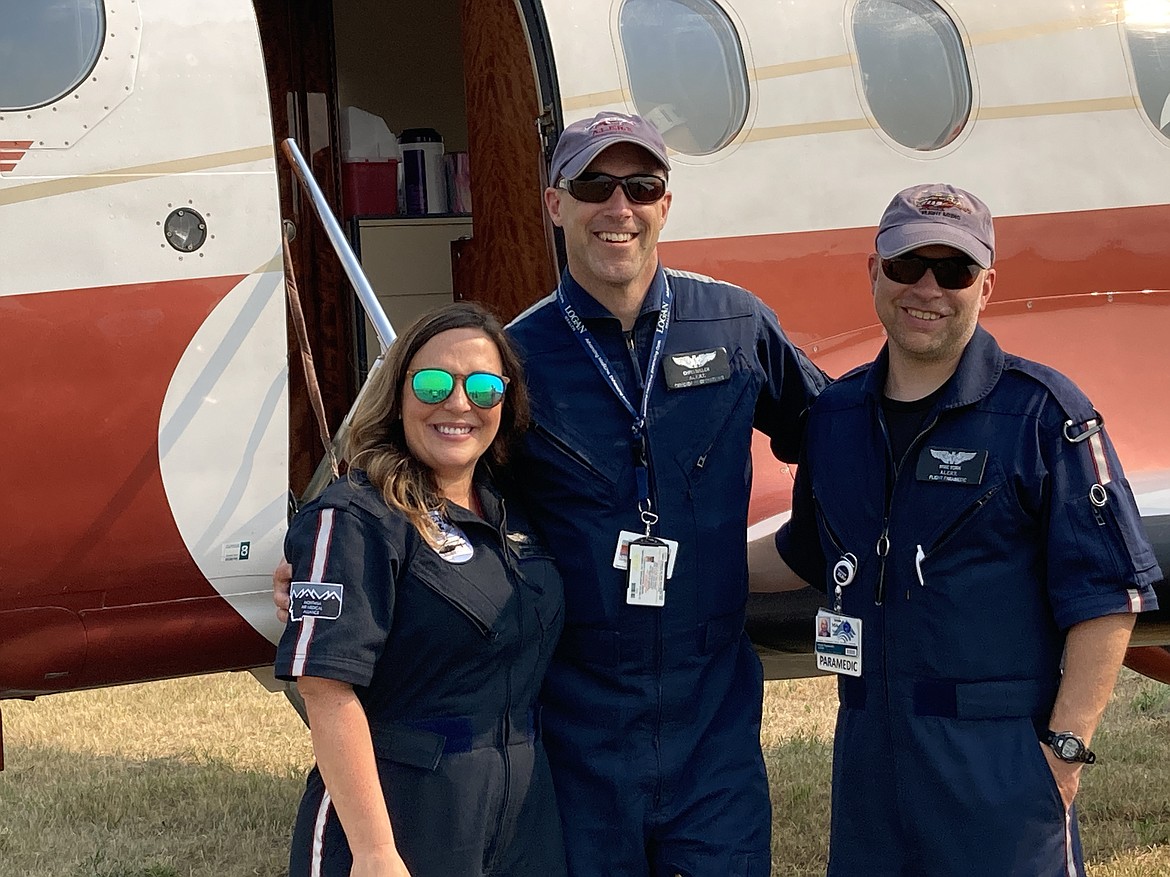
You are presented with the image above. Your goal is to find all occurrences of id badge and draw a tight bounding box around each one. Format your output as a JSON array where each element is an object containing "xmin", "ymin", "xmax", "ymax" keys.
[
  {"xmin": 612, "ymin": 529, "xmax": 679, "ymax": 578},
  {"xmin": 627, "ymin": 537, "xmax": 670, "ymax": 607},
  {"xmin": 814, "ymin": 609, "xmax": 862, "ymax": 677}
]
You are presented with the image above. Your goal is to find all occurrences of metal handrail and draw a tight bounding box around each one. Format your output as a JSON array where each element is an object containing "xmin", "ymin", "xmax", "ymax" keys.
[
  {"xmin": 280, "ymin": 137, "xmax": 398, "ymax": 505},
  {"xmin": 280, "ymin": 137, "xmax": 397, "ymax": 350}
]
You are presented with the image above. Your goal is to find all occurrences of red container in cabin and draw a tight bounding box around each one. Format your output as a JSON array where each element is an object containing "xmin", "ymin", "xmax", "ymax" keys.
[{"xmin": 341, "ymin": 158, "xmax": 398, "ymax": 219}]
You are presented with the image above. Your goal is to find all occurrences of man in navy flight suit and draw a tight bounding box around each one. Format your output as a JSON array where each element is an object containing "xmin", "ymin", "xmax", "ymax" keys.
[
  {"xmin": 769, "ymin": 183, "xmax": 1162, "ymax": 876},
  {"xmin": 506, "ymin": 113, "xmax": 825, "ymax": 876}
]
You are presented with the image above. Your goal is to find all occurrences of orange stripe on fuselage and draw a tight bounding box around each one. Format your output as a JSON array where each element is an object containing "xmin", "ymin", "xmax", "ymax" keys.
[{"xmin": 657, "ymin": 204, "xmax": 1170, "ymax": 523}]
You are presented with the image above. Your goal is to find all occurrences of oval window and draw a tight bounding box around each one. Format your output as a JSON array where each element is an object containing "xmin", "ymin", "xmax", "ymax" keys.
[
  {"xmin": 618, "ymin": 0, "xmax": 749, "ymax": 155},
  {"xmin": 1123, "ymin": 2, "xmax": 1170, "ymax": 138},
  {"xmin": 0, "ymin": 1, "xmax": 105, "ymax": 111},
  {"xmin": 852, "ymin": 0, "xmax": 972, "ymax": 150}
]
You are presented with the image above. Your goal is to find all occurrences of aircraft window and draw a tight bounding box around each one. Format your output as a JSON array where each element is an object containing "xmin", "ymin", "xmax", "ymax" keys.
[
  {"xmin": 0, "ymin": 0, "xmax": 105, "ymax": 111},
  {"xmin": 851, "ymin": 0, "xmax": 972, "ymax": 150},
  {"xmin": 1123, "ymin": 2, "xmax": 1170, "ymax": 138},
  {"xmin": 618, "ymin": 0, "xmax": 749, "ymax": 155}
]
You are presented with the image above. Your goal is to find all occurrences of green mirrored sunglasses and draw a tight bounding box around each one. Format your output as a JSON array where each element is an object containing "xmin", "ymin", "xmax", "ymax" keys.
[{"xmin": 407, "ymin": 369, "xmax": 509, "ymax": 409}]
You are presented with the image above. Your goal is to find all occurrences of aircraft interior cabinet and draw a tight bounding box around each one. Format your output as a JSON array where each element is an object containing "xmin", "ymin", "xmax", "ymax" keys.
[{"xmin": 354, "ymin": 216, "xmax": 473, "ymax": 369}]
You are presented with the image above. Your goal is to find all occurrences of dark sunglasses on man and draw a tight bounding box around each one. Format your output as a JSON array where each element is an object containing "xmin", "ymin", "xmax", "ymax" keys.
[
  {"xmin": 558, "ymin": 172, "xmax": 668, "ymax": 205},
  {"xmin": 880, "ymin": 254, "xmax": 982, "ymax": 290}
]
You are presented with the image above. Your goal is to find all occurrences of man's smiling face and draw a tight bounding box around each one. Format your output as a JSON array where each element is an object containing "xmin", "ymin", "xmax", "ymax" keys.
[
  {"xmin": 545, "ymin": 142, "xmax": 671, "ymax": 299},
  {"xmin": 870, "ymin": 244, "xmax": 994, "ymax": 366}
]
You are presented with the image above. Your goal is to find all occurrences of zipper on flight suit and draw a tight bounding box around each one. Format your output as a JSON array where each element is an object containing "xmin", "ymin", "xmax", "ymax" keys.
[
  {"xmin": 624, "ymin": 327, "xmax": 667, "ymax": 807},
  {"xmin": 488, "ymin": 502, "xmax": 518, "ymax": 865},
  {"xmin": 873, "ymin": 410, "xmax": 941, "ymax": 605}
]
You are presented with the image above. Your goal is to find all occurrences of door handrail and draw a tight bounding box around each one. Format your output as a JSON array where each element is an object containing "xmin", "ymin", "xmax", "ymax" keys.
[{"xmin": 280, "ymin": 137, "xmax": 397, "ymax": 350}]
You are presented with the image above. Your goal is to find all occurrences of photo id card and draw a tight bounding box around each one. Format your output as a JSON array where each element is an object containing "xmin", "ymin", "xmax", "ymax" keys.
[
  {"xmin": 627, "ymin": 537, "xmax": 670, "ymax": 607},
  {"xmin": 612, "ymin": 530, "xmax": 679, "ymax": 578},
  {"xmin": 814, "ymin": 609, "xmax": 862, "ymax": 677}
]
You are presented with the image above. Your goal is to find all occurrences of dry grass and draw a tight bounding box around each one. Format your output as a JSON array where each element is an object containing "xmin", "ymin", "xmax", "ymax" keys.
[{"xmin": 0, "ymin": 670, "xmax": 1166, "ymax": 876}]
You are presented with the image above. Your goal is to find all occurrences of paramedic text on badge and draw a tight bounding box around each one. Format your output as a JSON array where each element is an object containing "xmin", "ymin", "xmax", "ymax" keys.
[{"xmin": 815, "ymin": 608, "xmax": 862, "ymax": 676}]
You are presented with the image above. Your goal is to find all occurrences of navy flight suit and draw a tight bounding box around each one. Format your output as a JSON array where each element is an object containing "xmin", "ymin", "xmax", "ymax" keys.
[
  {"xmin": 777, "ymin": 326, "xmax": 1161, "ymax": 877},
  {"xmin": 508, "ymin": 265, "xmax": 826, "ymax": 876},
  {"xmin": 276, "ymin": 471, "xmax": 566, "ymax": 877}
]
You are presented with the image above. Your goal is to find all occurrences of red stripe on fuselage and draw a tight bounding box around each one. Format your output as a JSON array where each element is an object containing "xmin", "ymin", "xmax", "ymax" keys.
[{"xmin": 0, "ymin": 276, "xmax": 245, "ymax": 606}]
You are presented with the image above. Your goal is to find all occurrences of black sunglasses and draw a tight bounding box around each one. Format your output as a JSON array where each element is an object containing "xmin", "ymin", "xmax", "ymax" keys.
[
  {"xmin": 880, "ymin": 255, "xmax": 982, "ymax": 290},
  {"xmin": 558, "ymin": 172, "xmax": 667, "ymax": 204},
  {"xmin": 407, "ymin": 369, "xmax": 509, "ymax": 409}
]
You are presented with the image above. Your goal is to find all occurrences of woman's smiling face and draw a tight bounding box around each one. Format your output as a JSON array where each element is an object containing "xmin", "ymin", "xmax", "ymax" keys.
[{"xmin": 401, "ymin": 327, "xmax": 504, "ymax": 497}]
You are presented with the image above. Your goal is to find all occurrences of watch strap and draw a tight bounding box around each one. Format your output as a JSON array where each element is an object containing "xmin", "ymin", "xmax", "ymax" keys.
[{"xmin": 1043, "ymin": 729, "xmax": 1097, "ymax": 764}]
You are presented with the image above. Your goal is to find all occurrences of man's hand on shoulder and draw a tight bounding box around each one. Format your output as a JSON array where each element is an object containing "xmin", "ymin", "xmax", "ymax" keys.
[
  {"xmin": 748, "ymin": 533, "xmax": 813, "ymax": 592},
  {"xmin": 273, "ymin": 558, "xmax": 293, "ymax": 623}
]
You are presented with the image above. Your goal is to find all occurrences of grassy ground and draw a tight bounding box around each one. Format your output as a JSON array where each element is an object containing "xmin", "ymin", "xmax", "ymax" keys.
[{"xmin": 1, "ymin": 670, "xmax": 1167, "ymax": 876}]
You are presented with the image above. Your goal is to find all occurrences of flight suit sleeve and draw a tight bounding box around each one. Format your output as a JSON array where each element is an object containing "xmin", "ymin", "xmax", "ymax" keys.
[
  {"xmin": 774, "ymin": 441, "xmax": 828, "ymax": 590},
  {"xmin": 750, "ymin": 298, "xmax": 829, "ymax": 463},
  {"xmin": 274, "ymin": 501, "xmax": 402, "ymax": 687},
  {"xmin": 1041, "ymin": 401, "xmax": 1161, "ymax": 630}
]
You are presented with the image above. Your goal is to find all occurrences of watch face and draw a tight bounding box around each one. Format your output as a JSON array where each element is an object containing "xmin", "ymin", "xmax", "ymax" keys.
[{"xmin": 1057, "ymin": 738, "xmax": 1080, "ymax": 759}]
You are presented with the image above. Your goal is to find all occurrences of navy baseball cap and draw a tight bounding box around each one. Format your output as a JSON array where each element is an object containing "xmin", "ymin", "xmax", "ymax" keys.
[
  {"xmin": 549, "ymin": 112, "xmax": 671, "ymax": 183},
  {"xmin": 876, "ymin": 184, "xmax": 995, "ymax": 268}
]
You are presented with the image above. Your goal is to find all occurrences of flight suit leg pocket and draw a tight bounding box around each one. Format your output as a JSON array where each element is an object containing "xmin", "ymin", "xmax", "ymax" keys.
[
  {"xmin": 731, "ymin": 851, "xmax": 770, "ymax": 876},
  {"xmin": 369, "ymin": 723, "xmax": 446, "ymax": 771}
]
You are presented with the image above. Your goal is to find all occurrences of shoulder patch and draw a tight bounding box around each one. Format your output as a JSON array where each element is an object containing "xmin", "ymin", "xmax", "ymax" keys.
[{"xmin": 289, "ymin": 582, "xmax": 344, "ymax": 621}]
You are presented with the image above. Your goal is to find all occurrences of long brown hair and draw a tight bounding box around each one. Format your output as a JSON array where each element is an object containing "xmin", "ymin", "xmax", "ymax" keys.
[{"xmin": 345, "ymin": 302, "xmax": 529, "ymax": 545}]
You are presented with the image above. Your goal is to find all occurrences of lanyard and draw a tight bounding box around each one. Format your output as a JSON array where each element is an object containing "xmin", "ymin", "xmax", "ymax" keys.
[{"xmin": 557, "ymin": 279, "xmax": 673, "ymax": 522}]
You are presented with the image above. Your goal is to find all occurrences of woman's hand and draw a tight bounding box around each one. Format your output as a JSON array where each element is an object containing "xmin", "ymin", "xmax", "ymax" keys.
[{"xmin": 351, "ymin": 844, "xmax": 412, "ymax": 877}]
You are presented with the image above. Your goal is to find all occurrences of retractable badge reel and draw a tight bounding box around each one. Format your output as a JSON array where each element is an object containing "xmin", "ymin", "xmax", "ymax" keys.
[
  {"xmin": 627, "ymin": 505, "xmax": 669, "ymax": 607},
  {"xmin": 815, "ymin": 552, "xmax": 863, "ymax": 677},
  {"xmin": 831, "ymin": 553, "xmax": 857, "ymax": 612}
]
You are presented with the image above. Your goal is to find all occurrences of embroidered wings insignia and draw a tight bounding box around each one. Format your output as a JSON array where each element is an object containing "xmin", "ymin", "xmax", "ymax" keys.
[
  {"xmin": 931, "ymin": 449, "xmax": 977, "ymax": 465},
  {"xmin": 672, "ymin": 351, "xmax": 717, "ymax": 369}
]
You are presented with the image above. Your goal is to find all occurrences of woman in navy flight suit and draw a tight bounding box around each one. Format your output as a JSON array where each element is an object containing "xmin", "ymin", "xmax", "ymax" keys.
[{"xmin": 276, "ymin": 303, "xmax": 566, "ymax": 877}]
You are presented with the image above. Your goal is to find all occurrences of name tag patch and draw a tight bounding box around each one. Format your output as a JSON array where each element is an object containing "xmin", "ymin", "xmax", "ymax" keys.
[
  {"xmin": 290, "ymin": 582, "xmax": 344, "ymax": 621},
  {"xmin": 916, "ymin": 447, "xmax": 988, "ymax": 485},
  {"xmin": 663, "ymin": 347, "xmax": 730, "ymax": 389}
]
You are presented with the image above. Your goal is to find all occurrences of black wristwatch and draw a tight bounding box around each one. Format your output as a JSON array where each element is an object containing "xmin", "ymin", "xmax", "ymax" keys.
[{"xmin": 1042, "ymin": 730, "xmax": 1097, "ymax": 764}]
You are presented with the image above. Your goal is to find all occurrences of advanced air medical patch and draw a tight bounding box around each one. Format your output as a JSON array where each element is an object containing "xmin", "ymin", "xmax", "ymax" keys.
[{"xmin": 289, "ymin": 582, "xmax": 344, "ymax": 621}]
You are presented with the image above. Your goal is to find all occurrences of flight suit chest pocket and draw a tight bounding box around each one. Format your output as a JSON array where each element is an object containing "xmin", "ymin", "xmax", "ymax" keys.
[
  {"xmin": 508, "ymin": 537, "xmax": 565, "ymax": 644},
  {"xmin": 525, "ymin": 408, "xmax": 622, "ymax": 508},
  {"xmin": 667, "ymin": 346, "xmax": 756, "ymax": 480},
  {"xmin": 910, "ymin": 459, "xmax": 1013, "ymax": 593},
  {"xmin": 409, "ymin": 550, "xmax": 511, "ymax": 640}
]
